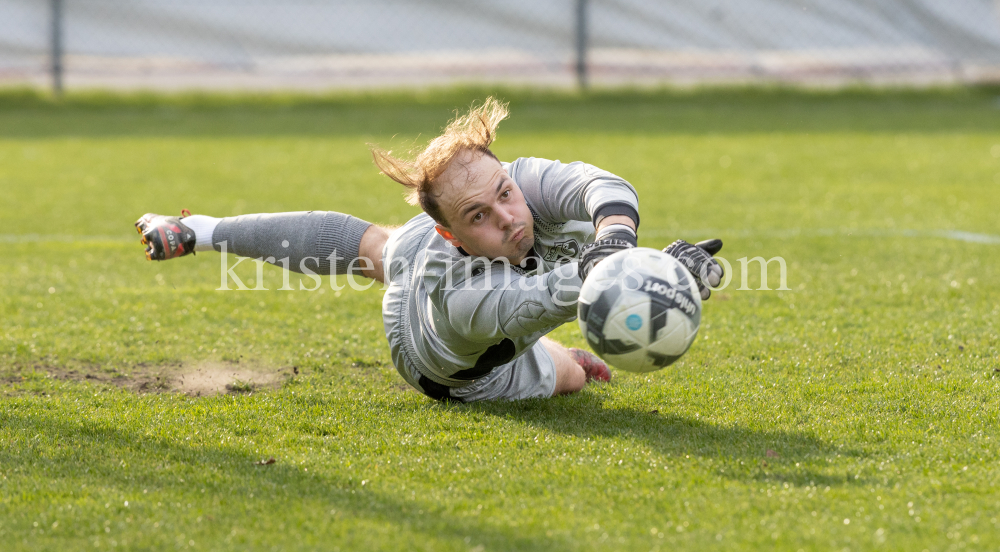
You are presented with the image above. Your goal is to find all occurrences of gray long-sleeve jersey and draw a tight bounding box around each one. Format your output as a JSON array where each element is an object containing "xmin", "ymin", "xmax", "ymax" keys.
[{"xmin": 381, "ymin": 157, "xmax": 639, "ymax": 387}]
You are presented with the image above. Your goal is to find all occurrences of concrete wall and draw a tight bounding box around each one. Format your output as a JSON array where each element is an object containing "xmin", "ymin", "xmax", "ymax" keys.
[{"xmin": 3, "ymin": 0, "xmax": 1000, "ymax": 89}]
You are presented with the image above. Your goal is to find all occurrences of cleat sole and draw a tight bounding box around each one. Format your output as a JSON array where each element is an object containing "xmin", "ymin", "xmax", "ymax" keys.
[{"xmin": 133, "ymin": 212, "xmax": 195, "ymax": 262}]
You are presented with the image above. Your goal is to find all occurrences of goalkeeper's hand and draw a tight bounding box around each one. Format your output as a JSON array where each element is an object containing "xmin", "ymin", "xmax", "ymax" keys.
[
  {"xmin": 579, "ymin": 224, "xmax": 637, "ymax": 281},
  {"xmin": 663, "ymin": 239, "xmax": 724, "ymax": 300}
]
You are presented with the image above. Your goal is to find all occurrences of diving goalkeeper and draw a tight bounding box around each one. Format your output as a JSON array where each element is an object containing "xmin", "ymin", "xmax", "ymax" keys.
[{"xmin": 134, "ymin": 98, "xmax": 724, "ymax": 402}]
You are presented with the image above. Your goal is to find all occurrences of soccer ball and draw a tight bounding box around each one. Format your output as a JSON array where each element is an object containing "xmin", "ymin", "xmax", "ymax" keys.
[{"xmin": 577, "ymin": 247, "xmax": 702, "ymax": 373}]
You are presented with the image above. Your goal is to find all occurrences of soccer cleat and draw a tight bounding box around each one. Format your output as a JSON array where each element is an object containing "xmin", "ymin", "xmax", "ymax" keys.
[
  {"xmin": 135, "ymin": 210, "xmax": 197, "ymax": 261},
  {"xmin": 569, "ymin": 347, "xmax": 612, "ymax": 383}
]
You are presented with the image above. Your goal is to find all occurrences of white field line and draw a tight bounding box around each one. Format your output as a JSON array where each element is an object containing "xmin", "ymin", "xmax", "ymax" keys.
[
  {"xmin": 0, "ymin": 234, "xmax": 134, "ymax": 244},
  {"xmin": 640, "ymin": 228, "xmax": 1000, "ymax": 245},
  {"xmin": 2, "ymin": 228, "xmax": 999, "ymax": 245}
]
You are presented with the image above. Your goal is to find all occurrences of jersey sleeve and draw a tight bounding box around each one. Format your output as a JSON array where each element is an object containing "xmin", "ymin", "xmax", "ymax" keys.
[
  {"xmin": 506, "ymin": 157, "xmax": 640, "ymax": 228},
  {"xmin": 425, "ymin": 253, "xmax": 581, "ymax": 342}
]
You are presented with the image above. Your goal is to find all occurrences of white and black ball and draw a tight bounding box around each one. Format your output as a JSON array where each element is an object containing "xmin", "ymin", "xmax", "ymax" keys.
[{"xmin": 577, "ymin": 248, "xmax": 702, "ymax": 373}]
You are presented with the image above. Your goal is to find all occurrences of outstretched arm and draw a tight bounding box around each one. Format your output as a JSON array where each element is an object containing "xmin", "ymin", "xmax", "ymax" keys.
[
  {"xmin": 506, "ymin": 157, "xmax": 640, "ymax": 229},
  {"xmin": 507, "ymin": 157, "xmax": 640, "ymax": 279},
  {"xmin": 425, "ymin": 252, "xmax": 581, "ymax": 342}
]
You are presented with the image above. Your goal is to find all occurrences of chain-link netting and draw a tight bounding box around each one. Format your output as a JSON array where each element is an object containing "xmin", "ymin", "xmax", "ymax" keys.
[{"xmin": 3, "ymin": 0, "xmax": 1000, "ymax": 91}]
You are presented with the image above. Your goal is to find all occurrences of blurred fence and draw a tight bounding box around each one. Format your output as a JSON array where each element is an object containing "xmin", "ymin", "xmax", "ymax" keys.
[{"xmin": 4, "ymin": 0, "xmax": 1000, "ymax": 92}]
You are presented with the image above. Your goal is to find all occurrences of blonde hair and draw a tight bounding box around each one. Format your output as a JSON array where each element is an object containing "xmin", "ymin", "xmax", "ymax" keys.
[{"xmin": 371, "ymin": 97, "xmax": 509, "ymax": 225}]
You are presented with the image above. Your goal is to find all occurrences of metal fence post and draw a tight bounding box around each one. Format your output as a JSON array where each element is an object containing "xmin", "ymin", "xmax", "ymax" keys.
[
  {"xmin": 575, "ymin": 0, "xmax": 588, "ymax": 89},
  {"xmin": 50, "ymin": 0, "xmax": 64, "ymax": 96}
]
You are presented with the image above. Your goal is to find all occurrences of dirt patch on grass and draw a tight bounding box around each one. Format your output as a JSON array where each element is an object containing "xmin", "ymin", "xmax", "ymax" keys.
[{"xmin": 45, "ymin": 361, "xmax": 294, "ymax": 396}]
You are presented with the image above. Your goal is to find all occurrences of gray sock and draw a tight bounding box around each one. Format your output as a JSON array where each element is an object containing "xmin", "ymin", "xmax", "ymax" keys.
[{"xmin": 212, "ymin": 211, "xmax": 373, "ymax": 275}]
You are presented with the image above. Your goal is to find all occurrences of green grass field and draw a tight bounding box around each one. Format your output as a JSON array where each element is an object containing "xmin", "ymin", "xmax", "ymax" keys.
[{"xmin": 2, "ymin": 88, "xmax": 999, "ymax": 551}]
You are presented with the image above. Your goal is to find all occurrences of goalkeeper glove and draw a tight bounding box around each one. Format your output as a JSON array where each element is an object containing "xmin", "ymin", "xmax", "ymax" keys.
[
  {"xmin": 663, "ymin": 239, "xmax": 724, "ymax": 300},
  {"xmin": 579, "ymin": 224, "xmax": 637, "ymax": 281}
]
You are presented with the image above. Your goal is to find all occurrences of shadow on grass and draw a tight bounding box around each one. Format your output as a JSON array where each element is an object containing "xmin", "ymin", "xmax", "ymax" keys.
[
  {"xmin": 0, "ymin": 401, "xmax": 555, "ymax": 552},
  {"xmin": 467, "ymin": 391, "xmax": 860, "ymax": 487}
]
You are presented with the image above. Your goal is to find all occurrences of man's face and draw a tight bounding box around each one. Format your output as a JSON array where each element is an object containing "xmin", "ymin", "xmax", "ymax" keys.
[{"xmin": 434, "ymin": 150, "xmax": 535, "ymax": 265}]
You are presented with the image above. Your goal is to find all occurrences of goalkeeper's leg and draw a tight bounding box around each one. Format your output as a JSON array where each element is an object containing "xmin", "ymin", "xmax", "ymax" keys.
[
  {"xmin": 543, "ymin": 338, "xmax": 611, "ymax": 395},
  {"xmin": 135, "ymin": 211, "xmax": 390, "ymax": 283}
]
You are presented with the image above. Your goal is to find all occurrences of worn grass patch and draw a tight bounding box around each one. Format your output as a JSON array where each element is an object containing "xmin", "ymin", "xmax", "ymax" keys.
[{"xmin": 19, "ymin": 360, "xmax": 292, "ymax": 396}]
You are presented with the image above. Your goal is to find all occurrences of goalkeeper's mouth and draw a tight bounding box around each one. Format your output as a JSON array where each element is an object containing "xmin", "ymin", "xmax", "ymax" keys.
[
  {"xmin": 508, "ymin": 227, "xmax": 525, "ymax": 244},
  {"xmin": 507, "ymin": 225, "xmax": 535, "ymax": 263}
]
